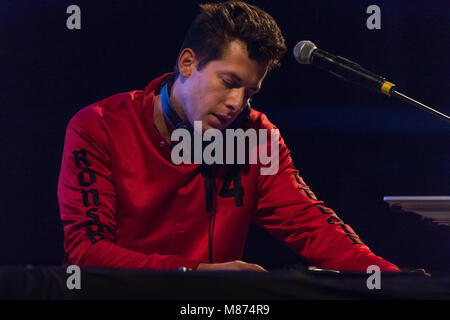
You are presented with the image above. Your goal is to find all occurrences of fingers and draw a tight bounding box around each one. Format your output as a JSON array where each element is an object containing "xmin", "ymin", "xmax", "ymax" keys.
[
  {"xmin": 227, "ymin": 260, "xmax": 268, "ymax": 272},
  {"xmin": 245, "ymin": 262, "xmax": 268, "ymax": 272},
  {"xmin": 196, "ymin": 260, "xmax": 268, "ymax": 272}
]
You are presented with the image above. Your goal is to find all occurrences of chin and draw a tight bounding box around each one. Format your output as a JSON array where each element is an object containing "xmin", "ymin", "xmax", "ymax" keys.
[
  {"xmin": 192, "ymin": 119, "xmax": 214, "ymax": 132},
  {"xmin": 200, "ymin": 115, "xmax": 223, "ymax": 131},
  {"xmin": 203, "ymin": 123, "xmax": 222, "ymax": 132}
]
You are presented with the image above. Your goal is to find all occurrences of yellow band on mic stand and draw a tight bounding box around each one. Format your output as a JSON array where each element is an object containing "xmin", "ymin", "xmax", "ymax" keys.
[{"xmin": 381, "ymin": 81, "xmax": 395, "ymax": 96}]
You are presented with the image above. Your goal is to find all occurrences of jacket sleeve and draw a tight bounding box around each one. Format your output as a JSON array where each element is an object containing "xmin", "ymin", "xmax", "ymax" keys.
[
  {"xmin": 253, "ymin": 121, "xmax": 400, "ymax": 272},
  {"xmin": 57, "ymin": 108, "xmax": 200, "ymax": 270}
]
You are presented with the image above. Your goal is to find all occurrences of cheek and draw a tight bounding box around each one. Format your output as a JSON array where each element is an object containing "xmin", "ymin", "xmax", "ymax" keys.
[
  {"xmin": 185, "ymin": 96, "xmax": 210, "ymax": 124},
  {"xmin": 184, "ymin": 73, "xmax": 224, "ymax": 121},
  {"xmin": 193, "ymin": 89, "xmax": 218, "ymax": 117}
]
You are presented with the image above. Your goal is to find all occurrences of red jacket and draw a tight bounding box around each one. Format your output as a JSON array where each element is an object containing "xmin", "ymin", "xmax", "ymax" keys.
[{"xmin": 57, "ymin": 73, "xmax": 400, "ymax": 272}]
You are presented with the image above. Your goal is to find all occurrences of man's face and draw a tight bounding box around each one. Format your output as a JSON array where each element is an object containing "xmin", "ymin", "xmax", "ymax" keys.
[{"xmin": 180, "ymin": 40, "xmax": 268, "ymax": 131}]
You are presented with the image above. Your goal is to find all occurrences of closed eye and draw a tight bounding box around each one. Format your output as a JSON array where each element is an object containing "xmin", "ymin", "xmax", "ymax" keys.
[
  {"xmin": 222, "ymin": 79, "xmax": 238, "ymax": 89},
  {"xmin": 221, "ymin": 77, "xmax": 260, "ymax": 99}
]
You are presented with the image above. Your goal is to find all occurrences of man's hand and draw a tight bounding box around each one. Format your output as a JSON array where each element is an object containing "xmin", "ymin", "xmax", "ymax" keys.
[{"xmin": 196, "ymin": 260, "xmax": 268, "ymax": 272}]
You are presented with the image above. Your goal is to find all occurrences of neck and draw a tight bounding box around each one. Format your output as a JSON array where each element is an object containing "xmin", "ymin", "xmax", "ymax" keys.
[
  {"xmin": 153, "ymin": 78, "xmax": 187, "ymax": 144},
  {"xmin": 169, "ymin": 78, "xmax": 187, "ymax": 122}
]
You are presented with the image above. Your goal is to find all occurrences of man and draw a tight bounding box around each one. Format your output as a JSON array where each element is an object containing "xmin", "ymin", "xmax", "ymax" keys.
[{"xmin": 57, "ymin": 1, "xmax": 400, "ymax": 272}]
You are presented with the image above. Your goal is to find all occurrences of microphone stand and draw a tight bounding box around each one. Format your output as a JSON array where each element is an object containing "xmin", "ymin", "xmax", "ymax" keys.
[{"xmin": 391, "ymin": 90, "xmax": 450, "ymax": 124}]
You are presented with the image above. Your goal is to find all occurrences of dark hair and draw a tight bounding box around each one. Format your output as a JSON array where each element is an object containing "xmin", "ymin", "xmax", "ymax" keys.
[{"xmin": 174, "ymin": 1, "xmax": 286, "ymax": 78}]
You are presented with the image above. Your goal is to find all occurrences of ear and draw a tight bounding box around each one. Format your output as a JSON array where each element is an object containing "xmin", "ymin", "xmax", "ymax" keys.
[{"xmin": 177, "ymin": 48, "xmax": 197, "ymax": 78}]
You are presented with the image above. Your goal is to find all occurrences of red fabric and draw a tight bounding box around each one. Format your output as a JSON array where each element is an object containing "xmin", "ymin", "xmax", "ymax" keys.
[{"xmin": 57, "ymin": 73, "xmax": 400, "ymax": 272}]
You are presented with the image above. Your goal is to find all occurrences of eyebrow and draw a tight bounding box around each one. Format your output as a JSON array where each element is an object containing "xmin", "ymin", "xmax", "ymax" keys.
[{"xmin": 219, "ymin": 71, "xmax": 261, "ymax": 92}]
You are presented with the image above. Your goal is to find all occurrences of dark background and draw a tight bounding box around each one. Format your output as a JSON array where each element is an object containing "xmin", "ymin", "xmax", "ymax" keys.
[{"xmin": 1, "ymin": 0, "xmax": 449, "ymax": 273}]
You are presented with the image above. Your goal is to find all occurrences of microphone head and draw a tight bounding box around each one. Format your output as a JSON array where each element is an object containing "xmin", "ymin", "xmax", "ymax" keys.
[{"xmin": 293, "ymin": 40, "xmax": 317, "ymax": 65}]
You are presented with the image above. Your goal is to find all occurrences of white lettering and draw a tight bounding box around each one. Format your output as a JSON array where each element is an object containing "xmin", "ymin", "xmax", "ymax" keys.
[
  {"xmin": 366, "ymin": 5, "xmax": 381, "ymax": 30},
  {"xmin": 366, "ymin": 265, "xmax": 381, "ymax": 289},
  {"xmin": 66, "ymin": 265, "xmax": 81, "ymax": 290},
  {"xmin": 66, "ymin": 5, "xmax": 81, "ymax": 30},
  {"xmin": 170, "ymin": 122, "xmax": 280, "ymax": 175}
]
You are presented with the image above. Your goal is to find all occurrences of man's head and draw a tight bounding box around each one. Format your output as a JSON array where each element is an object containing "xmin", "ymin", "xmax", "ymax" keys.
[{"xmin": 172, "ymin": 1, "xmax": 286, "ymax": 131}]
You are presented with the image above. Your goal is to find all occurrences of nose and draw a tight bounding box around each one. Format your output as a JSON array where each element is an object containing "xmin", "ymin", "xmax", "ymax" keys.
[{"xmin": 226, "ymin": 88, "xmax": 247, "ymax": 113}]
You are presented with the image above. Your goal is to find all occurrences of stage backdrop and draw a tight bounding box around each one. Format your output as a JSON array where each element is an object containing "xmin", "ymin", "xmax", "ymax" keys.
[{"xmin": 1, "ymin": 0, "xmax": 449, "ymax": 272}]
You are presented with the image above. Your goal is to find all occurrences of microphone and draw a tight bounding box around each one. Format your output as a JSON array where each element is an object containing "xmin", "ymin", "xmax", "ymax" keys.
[
  {"xmin": 293, "ymin": 40, "xmax": 395, "ymax": 96},
  {"xmin": 293, "ymin": 40, "xmax": 450, "ymax": 124}
]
